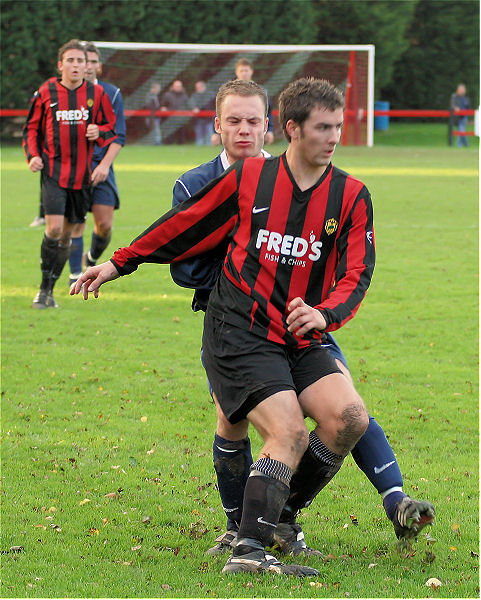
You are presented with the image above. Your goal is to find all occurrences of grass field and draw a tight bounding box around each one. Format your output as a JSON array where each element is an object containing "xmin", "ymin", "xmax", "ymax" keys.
[{"xmin": 1, "ymin": 133, "xmax": 479, "ymax": 598}]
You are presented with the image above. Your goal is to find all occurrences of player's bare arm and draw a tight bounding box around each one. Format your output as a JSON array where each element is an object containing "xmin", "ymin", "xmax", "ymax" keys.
[
  {"xmin": 286, "ymin": 297, "xmax": 327, "ymax": 336},
  {"xmin": 70, "ymin": 261, "xmax": 119, "ymax": 299},
  {"xmin": 91, "ymin": 142, "xmax": 122, "ymax": 186}
]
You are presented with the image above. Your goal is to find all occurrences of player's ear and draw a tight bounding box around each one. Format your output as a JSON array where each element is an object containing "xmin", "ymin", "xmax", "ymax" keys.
[
  {"xmin": 214, "ymin": 116, "xmax": 221, "ymax": 134},
  {"xmin": 286, "ymin": 119, "xmax": 299, "ymax": 140}
]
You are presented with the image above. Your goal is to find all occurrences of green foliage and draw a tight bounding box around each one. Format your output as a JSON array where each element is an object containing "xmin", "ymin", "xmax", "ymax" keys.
[
  {"xmin": 1, "ymin": 141, "xmax": 479, "ymax": 597},
  {"xmin": 383, "ymin": 0, "xmax": 480, "ymax": 108}
]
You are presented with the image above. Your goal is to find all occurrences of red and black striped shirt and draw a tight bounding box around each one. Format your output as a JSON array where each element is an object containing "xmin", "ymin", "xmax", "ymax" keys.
[
  {"xmin": 112, "ymin": 154, "xmax": 375, "ymax": 348},
  {"xmin": 22, "ymin": 77, "xmax": 117, "ymax": 189}
]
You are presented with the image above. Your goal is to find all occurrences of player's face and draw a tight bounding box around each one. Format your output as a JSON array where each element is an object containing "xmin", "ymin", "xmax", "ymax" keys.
[
  {"xmin": 58, "ymin": 49, "xmax": 86, "ymax": 88},
  {"xmin": 85, "ymin": 52, "xmax": 102, "ymax": 82},
  {"xmin": 235, "ymin": 65, "xmax": 254, "ymax": 81},
  {"xmin": 215, "ymin": 94, "xmax": 268, "ymax": 164},
  {"xmin": 294, "ymin": 106, "xmax": 344, "ymax": 168}
]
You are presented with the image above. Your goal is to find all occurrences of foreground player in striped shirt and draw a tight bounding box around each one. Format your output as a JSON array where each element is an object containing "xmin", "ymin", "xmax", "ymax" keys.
[
  {"xmin": 73, "ymin": 78, "xmax": 386, "ymax": 576},
  {"xmin": 169, "ymin": 80, "xmax": 434, "ymax": 558},
  {"xmin": 23, "ymin": 39, "xmax": 117, "ymax": 309}
]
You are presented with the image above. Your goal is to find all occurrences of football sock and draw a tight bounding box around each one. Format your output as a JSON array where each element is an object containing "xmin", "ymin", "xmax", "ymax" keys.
[
  {"xmin": 50, "ymin": 241, "xmax": 71, "ymax": 289},
  {"xmin": 280, "ymin": 430, "xmax": 344, "ymax": 522},
  {"xmin": 40, "ymin": 234, "xmax": 59, "ymax": 290},
  {"xmin": 90, "ymin": 232, "xmax": 111, "ymax": 262},
  {"xmin": 382, "ymin": 489, "xmax": 407, "ymax": 522},
  {"xmin": 350, "ymin": 416, "xmax": 404, "ymax": 493},
  {"xmin": 212, "ymin": 434, "xmax": 253, "ymax": 531},
  {"xmin": 235, "ymin": 458, "xmax": 291, "ymax": 549},
  {"xmin": 69, "ymin": 235, "xmax": 83, "ymax": 276}
]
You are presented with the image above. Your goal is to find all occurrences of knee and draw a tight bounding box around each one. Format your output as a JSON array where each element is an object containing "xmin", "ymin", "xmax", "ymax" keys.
[
  {"xmin": 95, "ymin": 222, "xmax": 112, "ymax": 238},
  {"xmin": 46, "ymin": 226, "xmax": 62, "ymax": 240},
  {"xmin": 337, "ymin": 397, "xmax": 369, "ymax": 452}
]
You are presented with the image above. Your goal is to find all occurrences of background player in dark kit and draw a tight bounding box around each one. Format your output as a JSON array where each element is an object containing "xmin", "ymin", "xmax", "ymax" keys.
[{"xmin": 23, "ymin": 39, "xmax": 117, "ymax": 309}]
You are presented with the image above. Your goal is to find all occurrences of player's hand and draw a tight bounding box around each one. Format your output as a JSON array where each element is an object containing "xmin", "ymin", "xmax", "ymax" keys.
[
  {"xmin": 86, "ymin": 124, "xmax": 100, "ymax": 140},
  {"xmin": 29, "ymin": 156, "xmax": 44, "ymax": 172},
  {"xmin": 286, "ymin": 297, "xmax": 327, "ymax": 336},
  {"xmin": 91, "ymin": 162, "xmax": 109, "ymax": 186},
  {"xmin": 69, "ymin": 261, "xmax": 120, "ymax": 299}
]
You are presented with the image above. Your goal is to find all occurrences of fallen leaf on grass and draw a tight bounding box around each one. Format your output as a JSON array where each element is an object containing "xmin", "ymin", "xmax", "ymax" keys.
[
  {"xmin": 79, "ymin": 499, "xmax": 91, "ymax": 506},
  {"xmin": 161, "ymin": 584, "xmax": 171, "ymax": 590},
  {"xmin": 425, "ymin": 577, "xmax": 442, "ymax": 589},
  {"xmin": 131, "ymin": 545, "xmax": 142, "ymax": 551},
  {"xmin": 88, "ymin": 528, "xmax": 100, "ymax": 536},
  {"xmin": 104, "ymin": 492, "xmax": 119, "ymax": 499},
  {"xmin": 368, "ymin": 563, "xmax": 378, "ymax": 569}
]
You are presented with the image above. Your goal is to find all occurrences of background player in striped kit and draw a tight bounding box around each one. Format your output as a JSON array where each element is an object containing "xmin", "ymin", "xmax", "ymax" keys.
[
  {"xmin": 23, "ymin": 39, "xmax": 117, "ymax": 309},
  {"xmin": 68, "ymin": 42, "xmax": 126, "ymax": 286},
  {"xmin": 72, "ymin": 79, "xmax": 430, "ymax": 575},
  {"xmin": 169, "ymin": 80, "xmax": 435, "ymax": 557}
]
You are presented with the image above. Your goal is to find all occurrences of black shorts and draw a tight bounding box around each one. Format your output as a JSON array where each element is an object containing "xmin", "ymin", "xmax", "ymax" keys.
[
  {"xmin": 202, "ymin": 311, "xmax": 342, "ymax": 424},
  {"xmin": 41, "ymin": 173, "xmax": 90, "ymax": 224}
]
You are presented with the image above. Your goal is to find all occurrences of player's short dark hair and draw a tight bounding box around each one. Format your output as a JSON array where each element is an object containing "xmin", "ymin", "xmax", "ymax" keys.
[
  {"xmin": 57, "ymin": 39, "xmax": 87, "ymax": 63},
  {"xmin": 235, "ymin": 57, "xmax": 253, "ymax": 70},
  {"xmin": 84, "ymin": 42, "xmax": 101, "ymax": 61},
  {"xmin": 279, "ymin": 77, "xmax": 345, "ymax": 142},
  {"xmin": 216, "ymin": 80, "xmax": 268, "ymax": 119}
]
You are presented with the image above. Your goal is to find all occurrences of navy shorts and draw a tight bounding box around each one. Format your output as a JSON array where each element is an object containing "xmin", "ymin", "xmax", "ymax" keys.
[
  {"xmin": 202, "ymin": 311, "xmax": 342, "ymax": 424},
  {"xmin": 89, "ymin": 162, "xmax": 119, "ymax": 209},
  {"xmin": 41, "ymin": 173, "xmax": 90, "ymax": 224}
]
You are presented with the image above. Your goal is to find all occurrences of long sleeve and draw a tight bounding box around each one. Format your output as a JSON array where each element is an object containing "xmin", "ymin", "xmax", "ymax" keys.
[{"xmin": 316, "ymin": 187, "xmax": 375, "ymax": 331}]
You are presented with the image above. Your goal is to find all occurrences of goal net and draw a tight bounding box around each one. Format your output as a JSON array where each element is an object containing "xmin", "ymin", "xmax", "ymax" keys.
[{"xmin": 92, "ymin": 42, "xmax": 375, "ymax": 146}]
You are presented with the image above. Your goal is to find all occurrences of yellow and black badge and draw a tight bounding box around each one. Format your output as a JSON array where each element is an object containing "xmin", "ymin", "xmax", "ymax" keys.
[
  {"xmin": 87, "ymin": 98, "xmax": 94, "ymax": 107},
  {"xmin": 325, "ymin": 218, "xmax": 338, "ymax": 236}
]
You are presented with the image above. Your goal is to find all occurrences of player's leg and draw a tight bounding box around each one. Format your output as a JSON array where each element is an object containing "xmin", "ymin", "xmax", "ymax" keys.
[
  {"xmin": 208, "ymin": 396, "xmax": 251, "ymax": 555},
  {"xmin": 223, "ymin": 391, "xmax": 318, "ymax": 576},
  {"xmin": 84, "ymin": 176, "xmax": 118, "ymax": 267},
  {"xmin": 68, "ymin": 221, "xmax": 85, "ymax": 286},
  {"xmin": 202, "ymin": 315, "xmax": 318, "ymax": 576}
]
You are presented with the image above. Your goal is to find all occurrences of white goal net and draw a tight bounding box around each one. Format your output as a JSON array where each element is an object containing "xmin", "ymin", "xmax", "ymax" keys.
[{"xmin": 93, "ymin": 42, "xmax": 375, "ymax": 146}]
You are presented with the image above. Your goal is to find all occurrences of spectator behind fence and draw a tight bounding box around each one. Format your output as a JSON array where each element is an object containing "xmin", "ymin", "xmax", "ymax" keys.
[
  {"xmin": 450, "ymin": 83, "xmax": 471, "ymax": 148},
  {"xmin": 161, "ymin": 80, "xmax": 189, "ymax": 144},
  {"xmin": 189, "ymin": 80, "xmax": 215, "ymax": 146},
  {"xmin": 145, "ymin": 83, "xmax": 162, "ymax": 145}
]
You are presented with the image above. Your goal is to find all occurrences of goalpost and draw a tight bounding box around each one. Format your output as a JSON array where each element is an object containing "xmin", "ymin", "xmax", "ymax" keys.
[{"xmin": 92, "ymin": 42, "xmax": 375, "ymax": 146}]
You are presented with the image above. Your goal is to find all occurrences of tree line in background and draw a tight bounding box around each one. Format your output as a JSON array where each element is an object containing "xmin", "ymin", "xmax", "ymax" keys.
[{"xmin": 1, "ymin": 0, "xmax": 479, "ymax": 110}]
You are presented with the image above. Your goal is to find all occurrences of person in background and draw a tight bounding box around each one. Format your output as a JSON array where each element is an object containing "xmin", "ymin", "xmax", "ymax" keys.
[
  {"xmin": 161, "ymin": 79, "xmax": 189, "ymax": 144},
  {"xmin": 68, "ymin": 42, "xmax": 126, "ymax": 286},
  {"xmin": 450, "ymin": 83, "xmax": 471, "ymax": 148},
  {"xmin": 145, "ymin": 82, "xmax": 162, "ymax": 145},
  {"xmin": 189, "ymin": 80, "xmax": 215, "ymax": 146},
  {"xmin": 23, "ymin": 39, "xmax": 117, "ymax": 309}
]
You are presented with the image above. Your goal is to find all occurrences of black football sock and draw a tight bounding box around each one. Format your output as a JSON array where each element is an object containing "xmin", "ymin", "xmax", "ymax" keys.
[
  {"xmin": 235, "ymin": 458, "xmax": 291, "ymax": 553},
  {"xmin": 280, "ymin": 430, "xmax": 344, "ymax": 523},
  {"xmin": 40, "ymin": 234, "xmax": 59, "ymax": 290},
  {"xmin": 49, "ymin": 240, "xmax": 71, "ymax": 290},
  {"xmin": 89, "ymin": 231, "xmax": 111, "ymax": 262},
  {"xmin": 213, "ymin": 434, "xmax": 253, "ymax": 531}
]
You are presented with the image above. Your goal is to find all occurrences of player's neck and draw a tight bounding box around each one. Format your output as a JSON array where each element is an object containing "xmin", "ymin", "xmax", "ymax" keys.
[
  {"xmin": 285, "ymin": 147, "xmax": 329, "ymax": 192},
  {"xmin": 60, "ymin": 78, "xmax": 84, "ymax": 91}
]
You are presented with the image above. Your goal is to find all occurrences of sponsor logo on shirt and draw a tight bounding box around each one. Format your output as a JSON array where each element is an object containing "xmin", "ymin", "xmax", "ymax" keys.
[
  {"xmin": 56, "ymin": 107, "xmax": 89, "ymax": 123},
  {"xmin": 256, "ymin": 228, "xmax": 322, "ymax": 267}
]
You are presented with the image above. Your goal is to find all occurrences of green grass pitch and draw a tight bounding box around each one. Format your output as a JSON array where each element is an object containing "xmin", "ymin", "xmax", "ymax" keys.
[{"xmin": 1, "ymin": 139, "xmax": 479, "ymax": 598}]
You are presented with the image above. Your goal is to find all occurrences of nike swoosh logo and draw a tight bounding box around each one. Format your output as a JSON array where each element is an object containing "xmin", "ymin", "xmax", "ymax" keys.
[
  {"xmin": 252, "ymin": 206, "xmax": 269, "ymax": 214},
  {"xmin": 215, "ymin": 445, "xmax": 237, "ymax": 453},
  {"xmin": 374, "ymin": 460, "xmax": 395, "ymax": 474},
  {"xmin": 50, "ymin": 102, "xmax": 58, "ymax": 107},
  {"xmin": 257, "ymin": 516, "xmax": 276, "ymax": 527}
]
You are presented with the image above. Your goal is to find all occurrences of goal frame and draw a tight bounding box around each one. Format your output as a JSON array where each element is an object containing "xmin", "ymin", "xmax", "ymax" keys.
[{"xmin": 92, "ymin": 42, "xmax": 375, "ymax": 146}]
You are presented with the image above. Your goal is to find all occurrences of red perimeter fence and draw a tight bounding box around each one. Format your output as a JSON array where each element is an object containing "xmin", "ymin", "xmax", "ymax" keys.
[{"xmin": 2, "ymin": 108, "xmax": 476, "ymax": 144}]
